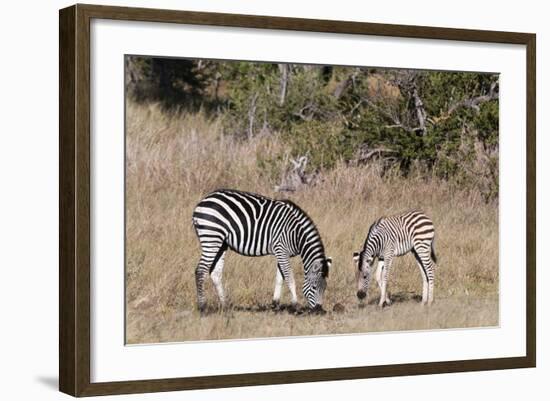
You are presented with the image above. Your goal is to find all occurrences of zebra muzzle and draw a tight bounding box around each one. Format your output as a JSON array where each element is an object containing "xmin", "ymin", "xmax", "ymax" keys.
[{"xmin": 357, "ymin": 290, "xmax": 367, "ymax": 300}]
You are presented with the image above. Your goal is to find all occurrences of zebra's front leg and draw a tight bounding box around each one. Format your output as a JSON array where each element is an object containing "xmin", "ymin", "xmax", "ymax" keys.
[
  {"xmin": 286, "ymin": 270, "xmax": 298, "ymax": 307},
  {"xmin": 379, "ymin": 253, "xmax": 394, "ymax": 308},
  {"xmin": 210, "ymin": 251, "xmax": 227, "ymax": 309},
  {"xmin": 274, "ymin": 252, "xmax": 298, "ymax": 307},
  {"xmin": 375, "ymin": 260, "xmax": 392, "ymax": 306},
  {"xmin": 271, "ymin": 266, "xmax": 284, "ymax": 308}
]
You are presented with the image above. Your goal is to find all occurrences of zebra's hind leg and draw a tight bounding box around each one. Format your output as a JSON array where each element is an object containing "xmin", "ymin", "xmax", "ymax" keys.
[
  {"xmin": 412, "ymin": 249, "xmax": 429, "ymax": 304},
  {"xmin": 210, "ymin": 247, "xmax": 228, "ymax": 309},
  {"xmin": 412, "ymin": 243, "xmax": 435, "ymax": 305},
  {"xmin": 195, "ymin": 240, "xmax": 227, "ymax": 313},
  {"xmin": 195, "ymin": 257, "xmax": 210, "ymax": 313},
  {"xmin": 426, "ymin": 258, "xmax": 435, "ymax": 305}
]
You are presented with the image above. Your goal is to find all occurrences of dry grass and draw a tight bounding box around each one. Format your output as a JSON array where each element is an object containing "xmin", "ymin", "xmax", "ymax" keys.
[{"xmin": 125, "ymin": 102, "xmax": 499, "ymax": 344}]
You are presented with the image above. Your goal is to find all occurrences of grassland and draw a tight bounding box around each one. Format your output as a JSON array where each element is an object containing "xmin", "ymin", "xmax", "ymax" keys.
[{"xmin": 125, "ymin": 102, "xmax": 499, "ymax": 344}]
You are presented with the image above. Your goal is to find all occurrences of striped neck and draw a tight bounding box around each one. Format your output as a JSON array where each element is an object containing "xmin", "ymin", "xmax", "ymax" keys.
[
  {"xmin": 298, "ymin": 222, "xmax": 326, "ymax": 273},
  {"xmin": 280, "ymin": 200, "xmax": 326, "ymax": 273},
  {"xmin": 364, "ymin": 229, "xmax": 383, "ymax": 259}
]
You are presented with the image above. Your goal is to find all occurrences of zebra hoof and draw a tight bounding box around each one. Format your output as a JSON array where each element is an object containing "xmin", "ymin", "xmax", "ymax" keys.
[
  {"xmin": 271, "ymin": 300, "xmax": 281, "ymax": 310},
  {"xmin": 287, "ymin": 304, "xmax": 298, "ymax": 314},
  {"xmin": 310, "ymin": 304, "xmax": 326, "ymax": 315},
  {"xmin": 198, "ymin": 304, "xmax": 207, "ymax": 315}
]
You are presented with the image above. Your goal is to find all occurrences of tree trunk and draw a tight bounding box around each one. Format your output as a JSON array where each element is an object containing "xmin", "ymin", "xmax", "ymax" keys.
[
  {"xmin": 412, "ymin": 87, "xmax": 427, "ymax": 136},
  {"xmin": 248, "ymin": 93, "xmax": 258, "ymax": 139},
  {"xmin": 278, "ymin": 64, "xmax": 289, "ymax": 106}
]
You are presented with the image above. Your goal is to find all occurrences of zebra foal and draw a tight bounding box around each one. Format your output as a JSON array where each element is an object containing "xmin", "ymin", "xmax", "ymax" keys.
[
  {"xmin": 353, "ymin": 210, "xmax": 437, "ymax": 307},
  {"xmin": 192, "ymin": 189, "xmax": 332, "ymax": 312}
]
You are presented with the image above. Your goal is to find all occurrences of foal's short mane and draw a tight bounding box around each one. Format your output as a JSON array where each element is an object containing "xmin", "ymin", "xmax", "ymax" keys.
[
  {"xmin": 363, "ymin": 217, "xmax": 383, "ymax": 249},
  {"xmin": 281, "ymin": 199, "xmax": 308, "ymax": 215}
]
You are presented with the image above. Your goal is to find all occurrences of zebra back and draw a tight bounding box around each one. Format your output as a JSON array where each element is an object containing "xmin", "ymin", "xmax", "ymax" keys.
[
  {"xmin": 193, "ymin": 189, "xmax": 328, "ymax": 275},
  {"xmin": 362, "ymin": 210, "xmax": 434, "ymax": 259}
]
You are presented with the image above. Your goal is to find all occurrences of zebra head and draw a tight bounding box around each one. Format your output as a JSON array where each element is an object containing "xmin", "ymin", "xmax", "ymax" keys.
[
  {"xmin": 303, "ymin": 257, "xmax": 332, "ymax": 310},
  {"xmin": 354, "ymin": 251, "xmax": 373, "ymax": 301}
]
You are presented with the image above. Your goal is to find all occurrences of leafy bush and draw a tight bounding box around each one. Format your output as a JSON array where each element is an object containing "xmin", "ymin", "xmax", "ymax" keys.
[{"xmin": 126, "ymin": 56, "xmax": 499, "ymax": 201}]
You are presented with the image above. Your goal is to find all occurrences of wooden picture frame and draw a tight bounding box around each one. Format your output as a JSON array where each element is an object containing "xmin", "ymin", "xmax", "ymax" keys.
[{"xmin": 59, "ymin": 3, "xmax": 536, "ymax": 397}]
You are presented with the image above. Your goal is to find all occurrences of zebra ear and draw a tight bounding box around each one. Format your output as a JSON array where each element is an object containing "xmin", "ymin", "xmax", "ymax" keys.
[
  {"xmin": 353, "ymin": 252, "xmax": 360, "ymax": 263},
  {"xmin": 326, "ymin": 257, "xmax": 332, "ymax": 268}
]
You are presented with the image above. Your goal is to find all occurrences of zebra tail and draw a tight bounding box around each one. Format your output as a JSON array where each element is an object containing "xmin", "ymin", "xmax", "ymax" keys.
[{"xmin": 431, "ymin": 240, "xmax": 437, "ymax": 264}]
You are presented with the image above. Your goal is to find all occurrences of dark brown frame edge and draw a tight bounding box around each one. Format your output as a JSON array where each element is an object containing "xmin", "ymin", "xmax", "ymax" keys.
[{"xmin": 59, "ymin": 3, "xmax": 536, "ymax": 397}]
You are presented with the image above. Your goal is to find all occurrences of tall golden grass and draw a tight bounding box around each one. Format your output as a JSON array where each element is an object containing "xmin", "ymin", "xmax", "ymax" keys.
[{"xmin": 125, "ymin": 102, "xmax": 499, "ymax": 344}]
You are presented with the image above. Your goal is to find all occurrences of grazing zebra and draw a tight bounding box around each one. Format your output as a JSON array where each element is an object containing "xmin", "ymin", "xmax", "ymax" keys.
[
  {"xmin": 192, "ymin": 189, "xmax": 332, "ymax": 312},
  {"xmin": 353, "ymin": 210, "xmax": 437, "ymax": 307}
]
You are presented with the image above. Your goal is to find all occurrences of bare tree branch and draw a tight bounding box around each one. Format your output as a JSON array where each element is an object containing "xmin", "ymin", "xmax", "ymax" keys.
[
  {"xmin": 333, "ymin": 68, "xmax": 361, "ymax": 99},
  {"xmin": 360, "ymin": 96, "xmax": 421, "ymax": 133},
  {"xmin": 411, "ymin": 87, "xmax": 427, "ymax": 136},
  {"xmin": 247, "ymin": 92, "xmax": 258, "ymax": 139},
  {"xmin": 433, "ymin": 81, "xmax": 499, "ymax": 123},
  {"xmin": 278, "ymin": 64, "xmax": 289, "ymax": 106},
  {"xmin": 292, "ymin": 103, "xmax": 315, "ymax": 121},
  {"xmin": 275, "ymin": 156, "xmax": 316, "ymax": 192},
  {"xmin": 356, "ymin": 147, "xmax": 399, "ymax": 163}
]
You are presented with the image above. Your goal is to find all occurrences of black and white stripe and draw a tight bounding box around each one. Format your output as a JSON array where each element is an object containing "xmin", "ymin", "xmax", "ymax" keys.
[
  {"xmin": 353, "ymin": 210, "xmax": 437, "ymax": 306},
  {"xmin": 192, "ymin": 189, "xmax": 331, "ymax": 311}
]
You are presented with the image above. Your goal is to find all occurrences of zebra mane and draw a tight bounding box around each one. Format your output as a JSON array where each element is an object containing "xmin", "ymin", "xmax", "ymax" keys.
[
  {"xmin": 280, "ymin": 199, "xmax": 316, "ymax": 227},
  {"xmin": 280, "ymin": 198, "xmax": 304, "ymax": 211},
  {"xmin": 363, "ymin": 218, "xmax": 382, "ymax": 249},
  {"xmin": 280, "ymin": 199, "xmax": 327, "ymax": 262},
  {"xmin": 211, "ymin": 188, "xmax": 272, "ymax": 201}
]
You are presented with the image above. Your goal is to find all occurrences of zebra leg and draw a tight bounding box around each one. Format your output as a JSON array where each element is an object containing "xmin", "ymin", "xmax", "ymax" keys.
[
  {"xmin": 427, "ymin": 240, "xmax": 436, "ymax": 304},
  {"xmin": 285, "ymin": 269, "xmax": 298, "ymax": 307},
  {"xmin": 413, "ymin": 243, "xmax": 435, "ymax": 305},
  {"xmin": 426, "ymin": 258, "xmax": 435, "ymax": 305},
  {"xmin": 375, "ymin": 260, "xmax": 391, "ymax": 305},
  {"xmin": 210, "ymin": 249, "xmax": 227, "ymax": 308},
  {"xmin": 379, "ymin": 253, "xmax": 394, "ymax": 308},
  {"xmin": 413, "ymin": 251, "xmax": 429, "ymax": 304},
  {"xmin": 272, "ymin": 265, "xmax": 284, "ymax": 308},
  {"xmin": 275, "ymin": 252, "xmax": 298, "ymax": 307},
  {"xmin": 195, "ymin": 240, "xmax": 227, "ymax": 312},
  {"xmin": 195, "ymin": 257, "xmax": 210, "ymax": 312}
]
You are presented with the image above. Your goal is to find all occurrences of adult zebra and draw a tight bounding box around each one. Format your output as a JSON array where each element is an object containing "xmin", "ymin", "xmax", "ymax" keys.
[
  {"xmin": 192, "ymin": 189, "xmax": 332, "ymax": 312},
  {"xmin": 353, "ymin": 210, "xmax": 437, "ymax": 306}
]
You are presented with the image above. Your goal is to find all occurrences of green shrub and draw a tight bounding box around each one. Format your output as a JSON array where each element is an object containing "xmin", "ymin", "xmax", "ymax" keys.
[{"xmin": 125, "ymin": 56, "xmax": 500, "ymax": 200}]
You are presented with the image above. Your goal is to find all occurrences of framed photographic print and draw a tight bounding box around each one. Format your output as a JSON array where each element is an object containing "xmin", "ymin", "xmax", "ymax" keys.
[{"xmin": 59, "ymin": 4, "xmax": 536, "ymax": 397}]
